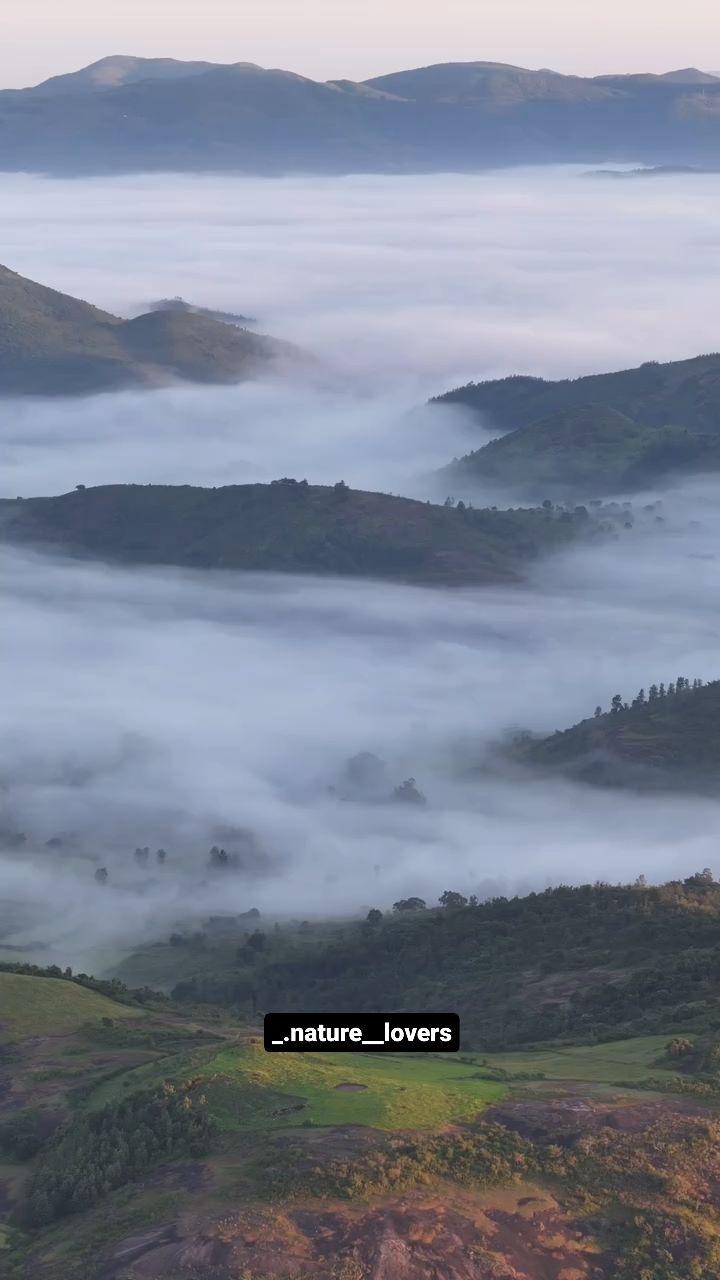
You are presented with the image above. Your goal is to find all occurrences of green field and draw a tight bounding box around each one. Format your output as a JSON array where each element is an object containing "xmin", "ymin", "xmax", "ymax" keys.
[
  {"xmin": 480, "ymin": 1035, "xmax": 677, "ymax": 1084},
  {"xmin": 201, "ymin": 1043, "xmax": 506, "ymax": 1130},
  {"xmin": 0, "ymin": 973, "xmax": 141, "ymax": 1039}
]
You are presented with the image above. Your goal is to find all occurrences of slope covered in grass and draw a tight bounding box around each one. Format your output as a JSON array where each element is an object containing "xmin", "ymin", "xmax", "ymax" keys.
[
  {"xmin": 0, "ymin": 971, "xmax": 140, "ymax": 1038},
  {"xmin": 203, "ymin": 1041, "xmax": 505, "ymax": 1129}
]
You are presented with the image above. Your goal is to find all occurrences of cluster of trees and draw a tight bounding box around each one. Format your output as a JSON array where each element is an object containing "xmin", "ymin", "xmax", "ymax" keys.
[
  {"xmin": 26, "ymin": 1083, "xmax": 215, "ymax": 1225},
  {"xmin": 134, "ymin": 846, "xmax": 167, "ymax": 865},
  {"xmin": 92, "ymin": 843, "xmax": 245, "ymax": 883},
  {"xmin": 595, "ymin": 676, "xmax": 708, "ymax": 717},
  {"xmin": 387, "ymin": 889, "xmax": 480, "ymax": 915}
]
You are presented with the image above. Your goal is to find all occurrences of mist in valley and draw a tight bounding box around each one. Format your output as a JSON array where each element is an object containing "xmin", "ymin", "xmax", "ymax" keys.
[{"xmin": 2, "ymin": 166, "xmax": 720, "ymax": 972}]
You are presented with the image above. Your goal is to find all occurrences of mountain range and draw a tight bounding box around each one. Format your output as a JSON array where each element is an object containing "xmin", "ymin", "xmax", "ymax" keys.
[
  {"xmin": 0, "ymin": 263, "xmax": 297, "ymax": 394},
  {"xmin": 0, "ymin": 55, "xmax": 719, "ymax": 174}
]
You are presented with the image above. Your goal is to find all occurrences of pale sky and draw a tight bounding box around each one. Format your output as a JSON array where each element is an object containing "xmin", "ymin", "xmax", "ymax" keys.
[{"xmin": 2, "ymin": 0, "xmax": 719, "ymax": 89}]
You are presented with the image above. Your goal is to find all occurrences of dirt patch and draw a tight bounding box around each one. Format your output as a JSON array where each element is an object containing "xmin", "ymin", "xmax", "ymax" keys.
[
  {"xmin": 486, "ymin": 1094, "xmax": 712, "ymax": 1145},
  {"xmin": 334, "ymin": 1083, "xmax": 369, "ymax": 1092},
  {"xmin": 146, "ymin": 1161, "xmax": 214, "ymax": 1193},
  {"xmin": 98, "ymin": 1186, "xmax": 607, "ymax": 1279}
]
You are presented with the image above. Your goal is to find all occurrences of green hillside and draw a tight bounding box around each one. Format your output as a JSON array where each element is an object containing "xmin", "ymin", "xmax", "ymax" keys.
[
  {"xmin": 0, "ymin": 971, "xmax": 140, "ymax": 1038},
  {"xmin": 434, "ymin": 352, "xmax": 720, "ymax": 434},
  {"xmin": 437, "ymin": 353, "xmax": 720, "ymax": 495},
  {"xmin": 0, "ymin": 481, "xmax": 591, "ymax": 586},
  {"xmin": 0, "ymin": 263, "xmax": 297, "ymax": 394},
  {"xmin": 164, "ymin": 876, "xmax": 720, "ymax": 1051},
  {"xmin": 513, "ymin": 677, "xmax": 720, "ymax": 788},
  {"xmin": 449, "ymin": 404, "xmax": 720, "ymax": 495},
  {"xmin": 6, "ymin": 898, "xmax": 720, "ymax": 1280}
]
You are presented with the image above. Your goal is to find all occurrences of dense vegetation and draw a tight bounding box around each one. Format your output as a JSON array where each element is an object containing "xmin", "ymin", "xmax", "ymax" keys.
[
  {"xmin": 450, "ymin": 405, "xmax": 720, "ymax": 495},
  {"xmin": 170, "ymin": 876, "xmax": 720, "ymax": 1048},
  {"xmin": 0, "ymin": 481, "xmax": 591, "ymax": 585},
  {"xmin": 435, "ymin": 352, "xmax": 720, "ymax": 495},
  {"xmin": 513, "ymin": 675, "xmax": 720, "ymax": 787},
  {"xmin": 25, "ymin": 1083, "xmax": 215, "ymax": 1225},
  {"xmin": 434, "ymin": 352, "xmax": 720, "ymax": 435},
  {"xmin": 0, "ymin": 262, "xmax": 296, "ymax": 394}
]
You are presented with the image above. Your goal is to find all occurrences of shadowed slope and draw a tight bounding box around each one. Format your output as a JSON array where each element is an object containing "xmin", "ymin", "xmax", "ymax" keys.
[
  {"xmin": 0, "ymin": 263, "xmax": 299, "ymax": 394},
  {"xmin": 0, "ymin": 481, "xmax": 590, "ymax": 585}
]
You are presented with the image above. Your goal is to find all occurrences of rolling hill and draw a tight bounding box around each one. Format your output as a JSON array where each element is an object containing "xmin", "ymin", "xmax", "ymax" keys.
[
  {"xmin": 0, "ymin": 56, "xmax": 719, "ymax": 174},
  {"xmin": 436, "ymin": 352, "xmax": 720, "ymax": 496},
  {"xmin": 0, "ymin": 263, "xmax": 298, "ymax": 394},
  {"xmin": 0, "ymin": 481, "xmax": 591, "ymax": 586},
  {"xmin": 510, "ymin": 677, "xmax": 720, "ymax": 790},
  {"xmin": 7, "ymin": 878, "xmax": 720, "ymax": 1279}
]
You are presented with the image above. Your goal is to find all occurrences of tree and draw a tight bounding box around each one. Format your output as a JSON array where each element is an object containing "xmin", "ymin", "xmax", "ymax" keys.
[
  {"xmin": 366, "ymin": 909, "xmax": 383, "ymax": 925},
  {"xmin": 134, "ymin": 847, "xmax": 149, "ymax": 866},
  {"xmin": 439, "ymin": 890, "xmax": 469, "ymax": 909},
  {"xmin": 246, "ymin": 930, "xmax": 266, "ymax": 953},
  {"xmin": 208, "ymin": 846, "xmax": 230, "ymax": 868},
  {"xmin": 94, "ymin": 867, "xmax": 108, "ymax": 884},
  {"xmin": 610, "ymin": 694, "xmax": 623, "ymax": 714},
  {"xmin": 693, "ymin": 868, "xmax": 714, "ymax": 885},
  {"xmin": 156, "ymin": 848, "xmax": 167, "ymax": 864},
  {"xmin": 666, "ymin": 1037, "xmax": 694, "ymax": 1058},
  {"xmin": 392, "ymin": 897, "xmax": 426, "ymax": 913},
  {"xmin": 392, "ymin": 778, "xmax": 427, "ymax": 806},
  {"xmin": 594, "ymin": 706, "xmax": 602, "ymax": 718}
]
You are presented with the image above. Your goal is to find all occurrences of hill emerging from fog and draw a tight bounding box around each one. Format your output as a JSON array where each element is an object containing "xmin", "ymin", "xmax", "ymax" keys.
[
  {"xmin": 510, "ymin": 678, "xmax": 720, "ymax": 790},
  {"xmin": 0, "ymin": 482, "xmax": 592, "ymax": 586},
  {"xmin": 0, "ymin": 264, "xmax": 298, "ymax": 394},
  {"xmin": 0, "ymin": 55, "xmax": 719, "ymax": 174},
  {"xmin": 437, "ymin": 352, "xmax": 720, "ymax": 496}
]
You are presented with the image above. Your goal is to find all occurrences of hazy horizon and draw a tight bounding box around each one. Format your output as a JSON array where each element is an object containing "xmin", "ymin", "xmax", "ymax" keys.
[{"xmin": 3, "ymin": 0, "xmax": 719, "ymax": 91}]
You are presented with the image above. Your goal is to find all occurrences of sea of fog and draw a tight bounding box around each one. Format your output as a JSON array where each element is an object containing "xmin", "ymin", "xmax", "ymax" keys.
[{"xmin": 2, "ymin": 166, "xmax": 720, "ymax": 970}]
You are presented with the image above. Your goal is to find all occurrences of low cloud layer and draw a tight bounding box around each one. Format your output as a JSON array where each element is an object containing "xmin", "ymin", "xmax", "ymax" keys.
[
  {"xmin": 2, "ymin": 166, "xmax": 720, "ymax": 391},
  {"xmin": 3, "ymin": 480, "xmax": 720, "ymax": 970},
  {"xmin": 2, "ymin": 167, "xmax": 720, "ymax": 971}
]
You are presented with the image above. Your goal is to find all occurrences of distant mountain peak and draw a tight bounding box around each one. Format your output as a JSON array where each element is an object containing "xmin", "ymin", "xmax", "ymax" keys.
[{"xmin": 28, "ymin": 54, "xmax": 221, "ymax": 95}]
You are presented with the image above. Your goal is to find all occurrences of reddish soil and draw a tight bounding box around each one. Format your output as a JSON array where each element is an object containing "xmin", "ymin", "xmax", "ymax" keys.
[{"xmin": 99, "ymin": 1184, "xmax": 607, "ymax": 1280}]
